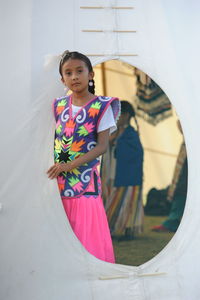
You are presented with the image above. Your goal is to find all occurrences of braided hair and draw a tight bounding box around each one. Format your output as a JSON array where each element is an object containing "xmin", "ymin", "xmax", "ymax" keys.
[
  {"xmin": 120, "ymin": 100, "xmax": 140, "ymax": 134},
  {"xmin": 59, "ymin": 50, "xmax": 95, "ymax": 94}
]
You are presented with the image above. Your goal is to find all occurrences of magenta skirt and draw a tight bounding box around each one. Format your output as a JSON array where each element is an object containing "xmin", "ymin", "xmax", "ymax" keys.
[{"xmin": 61, "ymin": 174, "xmax": 115, "ymax": 263}]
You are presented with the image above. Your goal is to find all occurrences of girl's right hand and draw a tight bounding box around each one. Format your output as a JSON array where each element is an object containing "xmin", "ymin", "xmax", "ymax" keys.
[{"xmin": 47, "ymin": 162, "xmax": 73, "ymax": 179}]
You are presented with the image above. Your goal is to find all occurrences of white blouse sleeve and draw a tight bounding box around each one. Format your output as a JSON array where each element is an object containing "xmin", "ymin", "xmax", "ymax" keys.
[{"xmin": 97, "ymin": 105, "xmax": 117, "ymax": 134}]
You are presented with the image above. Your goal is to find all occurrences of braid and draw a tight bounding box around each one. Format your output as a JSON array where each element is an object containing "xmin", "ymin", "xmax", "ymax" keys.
[
  {"xmin": 120, "ymin": 100, "xmax": 140, "ymax": 134},
  {"xmin": 133, "ymin": 115, "xmax": 140, "ymax": 136}
]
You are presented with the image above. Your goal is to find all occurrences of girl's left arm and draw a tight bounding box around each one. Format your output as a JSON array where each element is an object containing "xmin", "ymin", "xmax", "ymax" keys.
[{"xmin": 47, "ymin": 129, "xmax": 110, "ymax": 179}]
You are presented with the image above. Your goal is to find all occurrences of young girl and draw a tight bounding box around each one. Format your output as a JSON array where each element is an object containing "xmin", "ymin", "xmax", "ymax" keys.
[
  {"xmin": 104, "ymin": 101, "xmax": 144, "ymax": 240},
  {"xmin": 47, "ymin": 51, "xmax": 120, "ymax": 263}
]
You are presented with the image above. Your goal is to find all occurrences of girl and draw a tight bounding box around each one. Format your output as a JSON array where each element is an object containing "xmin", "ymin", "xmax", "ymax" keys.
[
  {"xmin": 105, "ymin": 101, "xmax": 144, "ymax": 240},
  {"xmin": 47, "ymin": 51, "xmax": 120, "ymax": 263}
]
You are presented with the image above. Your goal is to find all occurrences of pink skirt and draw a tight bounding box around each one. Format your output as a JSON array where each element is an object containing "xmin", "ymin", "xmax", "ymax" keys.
[
  {"xmin": 61, "ymin": 174, "xmax": 115, "ymax": 263},
  {"xmin": 62, "ymin": 195, "xmax": 115, "ymax": 263}
]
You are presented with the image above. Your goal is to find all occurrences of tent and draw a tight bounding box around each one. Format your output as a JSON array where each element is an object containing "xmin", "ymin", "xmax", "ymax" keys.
[{"xmin": 0, "ymin": 1, "xmax": 200, "ymax": 299}]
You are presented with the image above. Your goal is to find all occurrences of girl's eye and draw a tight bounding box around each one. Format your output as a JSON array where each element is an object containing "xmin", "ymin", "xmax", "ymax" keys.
[
  {"xmin": 78, "ymin": 70, "xmax": 83, "ymax": 73},
  {"xmin": 64, "ymin": 71, "xmax": 71, "ymax": 76}
]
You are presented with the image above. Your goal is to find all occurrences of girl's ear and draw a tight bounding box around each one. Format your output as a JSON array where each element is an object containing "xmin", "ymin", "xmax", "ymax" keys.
[
  {"xmin": 89, "ymin": 71, "xmax": 94, "ymax": 80},
  {"xmin": 61, "ymin": 77, "xmax": 64, "ymax": 84}
]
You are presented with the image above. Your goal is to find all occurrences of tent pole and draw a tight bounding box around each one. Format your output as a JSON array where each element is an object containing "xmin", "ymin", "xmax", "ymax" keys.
[{"xmin": 101, "ymin": 62, "xmax": 107, "ymax": 96}]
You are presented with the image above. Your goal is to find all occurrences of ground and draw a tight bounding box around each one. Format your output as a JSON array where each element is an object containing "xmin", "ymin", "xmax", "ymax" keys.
[{"xmin": 113, "ymin": 215, "xmax": 174, "ymax": 266}]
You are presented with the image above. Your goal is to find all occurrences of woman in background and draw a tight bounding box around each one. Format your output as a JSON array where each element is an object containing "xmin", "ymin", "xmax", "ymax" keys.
[{"xmin": 105, "ymin": 100, "xmax": 144, "ymax": 240}]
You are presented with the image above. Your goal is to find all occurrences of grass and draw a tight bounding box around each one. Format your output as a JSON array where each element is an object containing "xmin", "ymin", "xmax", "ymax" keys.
[{"xmin": 113, "ymin": 215, "xmax": 174, "ymax": 266}]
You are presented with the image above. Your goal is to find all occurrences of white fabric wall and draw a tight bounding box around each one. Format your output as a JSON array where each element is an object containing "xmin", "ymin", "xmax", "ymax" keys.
[{"xmin": 0, "ymin": 1, "xmax": 200, "ymax": 299}]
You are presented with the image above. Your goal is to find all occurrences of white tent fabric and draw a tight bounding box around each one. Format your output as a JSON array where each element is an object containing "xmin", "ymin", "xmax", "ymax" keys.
[{"xmin": 0, "ymin": 0, "xmax": 200, "ymax": 299}]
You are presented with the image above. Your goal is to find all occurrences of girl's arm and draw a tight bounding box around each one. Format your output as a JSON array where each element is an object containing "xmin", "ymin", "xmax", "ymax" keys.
[{"xmin": 47, "ymin": 129, "xmax": 110, "ymax": 179}]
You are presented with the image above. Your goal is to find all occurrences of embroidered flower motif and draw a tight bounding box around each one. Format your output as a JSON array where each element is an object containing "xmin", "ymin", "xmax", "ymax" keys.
[
  {"xmin": 64, "ymin": 119, "xmax": 76, "ymax": 137},
  {"xmin": 70, "ymin": 139, "xmax": 85, "ymax": 152},
  {"xmin": 54, "ymin": 96, "xmax": 116, "ymax": 197},
  {"xmin": 55, "ymin": 136, "xmax": 74, "ymax": 163},
  {"xmin": 69, "ymin": 151, "xmax": 85, "ymax": 164},
  {"xmin": 54, "ymin": 138, "xmax": 62, "ymax": 153},
  {"xmin": 88, "ymin": 101, "xmax": 102, "ymax": 118},
  {"xmin": 69, "ymin": 167, "xmax": 81, "ymax": 176},
  {"xmin": 57, "ymin": 175, "xmax": 65, "ymax": 192},
  {"xmin": 56, "ymin": 120, "xmax": 62, "ymax": 134},
  {"xmin": 56, "ymin": 99, "xmax": 67, "ymax": 114},
  {"xmin": 62, "ymin": 136, "xmax": 73, "ymax": 150},
  {"xmin": 68, "ymin": 177, "xmax": 83, "ymax": 192},
  {"xmin": 54, "ymin": 151, "xmax": 60, "ymax": 161},
  {"xmin": 77, "ymin": 122, "xmax": 95, "ymax": 136},
  {"xmin": 57, "ymin": 149, "xmax": 71, "ymax": 163}
]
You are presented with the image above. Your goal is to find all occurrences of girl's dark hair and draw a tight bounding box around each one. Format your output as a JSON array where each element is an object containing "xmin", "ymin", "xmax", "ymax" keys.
[
  {"xmin": 59, "ymin": 50, "xmax": 95, "ymax": 94},
  {"xmin": 121, "ymin": 100, "xmax": 140, "ymax": 133}
]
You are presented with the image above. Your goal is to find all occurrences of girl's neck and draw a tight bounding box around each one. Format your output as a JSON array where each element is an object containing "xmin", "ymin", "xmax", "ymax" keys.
[{"xmin": 71, "ymin": 91, "xmax": 95, "ymax": 106}]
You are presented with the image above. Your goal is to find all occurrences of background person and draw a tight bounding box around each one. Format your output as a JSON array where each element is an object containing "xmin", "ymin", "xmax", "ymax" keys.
[{"xmin": 105, "ymin": 100, "xmax": 144, "ymax": 239}]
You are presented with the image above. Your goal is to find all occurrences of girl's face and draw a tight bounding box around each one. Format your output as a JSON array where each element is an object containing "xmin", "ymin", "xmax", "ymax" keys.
[{"xmin": 61, "ymin": 58, "xmax": 94, "ymax": 93}]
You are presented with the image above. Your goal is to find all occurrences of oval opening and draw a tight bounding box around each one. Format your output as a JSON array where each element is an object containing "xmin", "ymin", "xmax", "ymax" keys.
[{"xmin": 94, "ymin": 59, "xmax": 188, "ymax": 266}]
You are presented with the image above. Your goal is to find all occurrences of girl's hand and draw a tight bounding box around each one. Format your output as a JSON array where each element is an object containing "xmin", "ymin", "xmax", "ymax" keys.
[{"xmin": 47, "ymin": 162, "xmax": 72, "ymax": 179}]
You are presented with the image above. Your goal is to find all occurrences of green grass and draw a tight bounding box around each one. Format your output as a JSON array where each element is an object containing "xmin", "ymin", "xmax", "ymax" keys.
[{"xmin": 113, "ymin": 215, "xmax": 174, "ymax": 266}]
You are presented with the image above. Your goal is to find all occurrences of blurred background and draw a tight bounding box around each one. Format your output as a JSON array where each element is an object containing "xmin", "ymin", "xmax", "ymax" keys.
[{"xmin": 94, "ymin": 60, "xmax": 187, "ymax": 266}]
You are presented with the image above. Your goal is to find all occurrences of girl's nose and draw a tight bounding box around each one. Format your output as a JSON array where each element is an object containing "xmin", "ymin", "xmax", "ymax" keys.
[{"xmin": 72, "ymin": 72, "xmax": 78, "ymax": 80}]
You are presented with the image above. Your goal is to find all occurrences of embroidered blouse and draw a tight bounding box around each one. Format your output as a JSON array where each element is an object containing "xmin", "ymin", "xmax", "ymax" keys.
[
  {"xmin": 72, "ymin": 104, "xmax": 117, "ymax": 133},
  {"xmin": 53, "ymin": 95, "xmax": 120, "ymax": 198}
]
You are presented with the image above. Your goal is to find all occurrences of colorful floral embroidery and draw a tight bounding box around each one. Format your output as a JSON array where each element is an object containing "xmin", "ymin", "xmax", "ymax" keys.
[
  {"xmin": 56, "ymin": 99, "xmax": 67, "ymax": 115},
  {"xmin": 57, "ymin": 175, "xmax": 65, "ymax": 192},
  {"xmin": 54, "ymin": 96, "xmax": 120, "ymax": 197},
  {"xmin": 69, "ymin": 167, "xmax": 81, "ymax": 176},
  {"xmin": 68, "ymin": 177, "xmax": 83, "ymax": 192},
  {"xmin": 54, "ymin": 138, "xmax": 62, "ymax": 155},
  {"xmin": 88, "ymin": 101, "xmax": 102, "ymax": 118},
  {"xmin": 54, "ymin": 136, "xmax": 72, "ymax": 163},
  {"xmin": 77, "ymin": 122, "xmax": 95, "ymax": 137},
  {"xmin": 70, "ymin": 139, "xmax": 85, "ymax": 152},
  {"xmin": 56, "ymin": 120, "xmax": 62, "ymax": 134},
  {"xmin": 64, "ymin": 119, "xmax": 76, "ymax": 137}
]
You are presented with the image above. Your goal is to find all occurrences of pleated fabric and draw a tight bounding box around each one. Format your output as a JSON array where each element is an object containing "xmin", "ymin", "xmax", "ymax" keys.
[
  {"xmin": 62, "ymin": 194, "xmax": 115, "ymax": 263},
  {"xmin": 106, "ymin": 185, "xmax": 144, "ymax": 238}
]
